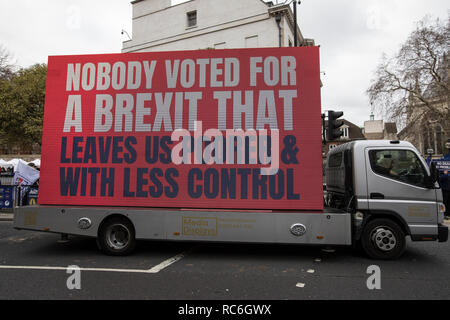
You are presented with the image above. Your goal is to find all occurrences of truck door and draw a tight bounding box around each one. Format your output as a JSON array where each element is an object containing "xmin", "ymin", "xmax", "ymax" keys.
[{"xmin": 365, "ymin": 148, "xmax": 438, "ymax": 235}]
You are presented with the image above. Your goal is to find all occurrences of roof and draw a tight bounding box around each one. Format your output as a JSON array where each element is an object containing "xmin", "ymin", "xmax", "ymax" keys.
[{"xmin": 324, "ymin": 119, "xmax": 365, "ymax": 140}]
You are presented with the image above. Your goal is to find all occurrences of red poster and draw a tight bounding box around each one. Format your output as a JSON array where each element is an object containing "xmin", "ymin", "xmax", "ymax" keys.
[{"xmin": 39, "ymin": 47, "xmax": 323, "ymax": 210}]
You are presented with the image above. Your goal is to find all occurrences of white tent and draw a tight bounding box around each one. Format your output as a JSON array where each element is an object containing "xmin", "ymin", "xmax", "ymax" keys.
[
  {"xmin": 6, "ymin": 159, "xmax": 38, "ymax": 171},
  {"xmin": 6, "ymin": 159, "xmax": 21, "ymax": 171},
  {"xmin": 0, "ymin": 159, "xmax": 12, "ymax": 168}
]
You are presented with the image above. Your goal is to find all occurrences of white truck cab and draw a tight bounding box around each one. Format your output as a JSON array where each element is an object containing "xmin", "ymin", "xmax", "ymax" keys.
[{"xmin": 326, "ymin": 140, "xmax": 447, "ymax": 259}]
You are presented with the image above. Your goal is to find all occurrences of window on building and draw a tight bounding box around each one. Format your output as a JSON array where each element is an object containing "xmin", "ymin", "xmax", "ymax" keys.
[
  {"xmin": 422, "ymin": 124, "xmax": 445, "ymax": 155},
  {"xmin": 423, "ymin": 128, "xmax": 431, "ymax": 154},
  {"xmin": 187, "ymin": 11, "xmax": 197, "ymax": 28},
  {"xmin": 341, "ymin": 127, "xmax": 349, "ymax": 139},
  {"xmin": 436, "ymin": 125, "xmax": 443, "ymax": 155}
]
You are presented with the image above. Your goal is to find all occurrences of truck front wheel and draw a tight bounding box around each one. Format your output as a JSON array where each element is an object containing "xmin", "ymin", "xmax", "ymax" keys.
[
  {"xmin": 361, "ymin": 218, "xmax": 406, "ymax": 260},
  {"xmin": 97, "ymin": 217, "xmax": 136, "ymax": 256}
]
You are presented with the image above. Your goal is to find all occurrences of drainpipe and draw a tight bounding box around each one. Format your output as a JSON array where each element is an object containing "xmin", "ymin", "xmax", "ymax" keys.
[
  {"xmin": 275, "ymin": 13, "xmax": 282, "ymax": 48},
  {"xmin": 293, "ymin": 1, "xmax": 298, "ymax": 46}
]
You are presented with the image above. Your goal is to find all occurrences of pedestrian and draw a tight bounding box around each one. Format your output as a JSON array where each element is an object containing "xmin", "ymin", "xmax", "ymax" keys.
[
  {"xmin": 439, "ymin": 152, "xmax": 450, "ymax": 220},
  {"xmin": 440, "ymin": 169, "xmax": 449, "ymax": 220},
  {"xmin": 443, "ymin": 187, "xmax": 449, "ymax": 220}
]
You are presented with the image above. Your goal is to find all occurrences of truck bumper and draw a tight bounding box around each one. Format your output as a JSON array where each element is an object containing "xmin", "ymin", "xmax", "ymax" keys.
[
  {"xmin": 410, "ymin": 224, "xmax": 448, "ymax": 242},
  {"xmin": 438, "ymin": 224, "xmax": 448, "ymax": 242}
]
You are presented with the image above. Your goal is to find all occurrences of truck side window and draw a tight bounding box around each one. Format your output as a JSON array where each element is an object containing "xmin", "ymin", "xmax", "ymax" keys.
[{"xmin": 369, "ymin": 150, "xmax": 426, "ymax": 187}]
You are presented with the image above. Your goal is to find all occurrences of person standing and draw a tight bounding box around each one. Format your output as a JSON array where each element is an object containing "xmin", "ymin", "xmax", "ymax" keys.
[
  {"xmin": 439, "ymin": 143, "xmax": 450, "ymax": 219},
  {"xmin": 441, "ymin": 156, "xmax": 450, "ymax": 220}
]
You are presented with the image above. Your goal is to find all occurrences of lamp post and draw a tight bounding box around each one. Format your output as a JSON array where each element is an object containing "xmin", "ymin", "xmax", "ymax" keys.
[{"xmin": 121, "ymin": 29, "xmax": 131, "ymax": 41}]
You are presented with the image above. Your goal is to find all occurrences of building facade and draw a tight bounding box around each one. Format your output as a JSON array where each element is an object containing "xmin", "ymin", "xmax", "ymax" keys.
[
  {"xmin": 398, "ymin": 55, "xmax": 449, "ymax": 157},
  {"xmin": 122, "ymin": 0, "xmax": 313, "ymax": 53},
  {"xmin": 323, "ymin": 119, "xmax": 365, "ymax": 158},
  {"xmin": 398, "ymin": 100, "xmax": 449, "ymax": 157},
  {"xmin": 363, "ymin": 114, "xmax": 398, "ymax": 141}
]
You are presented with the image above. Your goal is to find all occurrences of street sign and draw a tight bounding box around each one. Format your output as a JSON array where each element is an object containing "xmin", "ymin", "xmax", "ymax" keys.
[
  {"xmin": 435, "ymin": 161, "xmax": 450, "ymax": 171},
  {"xmin": 25, "ymin": 187, "xmax": 39, "ymax": 206},
  {"xmin": 0, "ymin": 186, "xmax": 14, "ymax": 209}
]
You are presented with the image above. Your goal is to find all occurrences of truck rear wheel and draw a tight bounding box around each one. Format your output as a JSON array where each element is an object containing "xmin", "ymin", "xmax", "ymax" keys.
[
  {"xmin": 361, "ymin": 218, "xmax": 406, "ymax": 260},
  {"xmin": 97, "ymin": 217, "xmax": 136, "ymax": 256}
]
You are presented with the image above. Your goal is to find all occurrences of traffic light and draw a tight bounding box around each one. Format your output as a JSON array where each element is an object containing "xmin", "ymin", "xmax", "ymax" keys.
[{"xmin": 327, "ymin": 111, "xmax": 344, "ymax": 141}]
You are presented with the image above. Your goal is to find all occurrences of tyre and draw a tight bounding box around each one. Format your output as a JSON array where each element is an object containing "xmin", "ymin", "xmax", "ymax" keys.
[
  {"xmin": 97, "ymin": 217, "xmax": 136, "ymax": 256},
  {"xmin": 361, "ymin": 218, "xmax": 406, "ymax": 260}
]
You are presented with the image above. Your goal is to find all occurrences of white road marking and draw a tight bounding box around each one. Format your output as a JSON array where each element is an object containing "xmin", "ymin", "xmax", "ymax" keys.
[
  {"xmin": 147, "ymin": 249, "xmax": 191, "ymax": 273},
  {"xmin": 0, "ymin": 248, "xmax": 194, "ymax": 274},
  {"xmin": 307, "ymin": 269, "xmax": 315, "ymax": 273},
  {"xmin": 296, "ymin": 283, "xmax": 305, "ymax": 288},
  {"xmin": 0, "ymin": 265, "xmax": 152, "ymax": 274},
  {"xmin": 0, "ymin": 250, "xmax": 192, "ymax": 274}
]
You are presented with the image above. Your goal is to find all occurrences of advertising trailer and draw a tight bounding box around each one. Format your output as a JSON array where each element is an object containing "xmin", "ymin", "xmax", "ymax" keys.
[{"xmin": 14, "ymin": 47, "xmax": 447, "ymax": 259}]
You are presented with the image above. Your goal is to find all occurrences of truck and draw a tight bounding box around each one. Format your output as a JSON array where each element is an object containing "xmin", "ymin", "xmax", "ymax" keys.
[{"xmin": 12, "ymin": 46, "xmax": 448, "ymax": 259}]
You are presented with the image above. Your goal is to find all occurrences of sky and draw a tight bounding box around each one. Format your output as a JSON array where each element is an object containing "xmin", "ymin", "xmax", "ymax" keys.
[{"xmin": 0, "ymin": 0, "xmax": 448, "ymax": 127}]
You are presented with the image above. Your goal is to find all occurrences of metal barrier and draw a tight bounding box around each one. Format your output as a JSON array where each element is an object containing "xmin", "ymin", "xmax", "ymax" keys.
[{"xmin": 0, "ymin": 185, "xmax": 39, "ymax": 210}]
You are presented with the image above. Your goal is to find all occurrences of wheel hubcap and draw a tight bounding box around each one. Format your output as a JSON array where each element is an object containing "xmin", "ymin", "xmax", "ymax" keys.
[
  {"xmin": 371, "ymin": 227, "xmax": 397, "ymax": 252},
  {"xmin": 106, "ymin": 224, "xmax": 130, "ymax": 250}
]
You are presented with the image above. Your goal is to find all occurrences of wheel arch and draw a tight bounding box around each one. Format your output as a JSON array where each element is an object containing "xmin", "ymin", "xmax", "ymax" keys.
[
  {"xmin": 97, "ymin": 213, "xmax": 136, "ymax": 237},
  {"xmin": 357, "ymin": 210, "xmax": 410, "ymax": 240}
]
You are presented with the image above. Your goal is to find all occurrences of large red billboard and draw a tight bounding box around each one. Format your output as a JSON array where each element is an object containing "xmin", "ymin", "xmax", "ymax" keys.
[{"xmin": 39, "ymin": 47, "xmax": 323, "ymax": 210}]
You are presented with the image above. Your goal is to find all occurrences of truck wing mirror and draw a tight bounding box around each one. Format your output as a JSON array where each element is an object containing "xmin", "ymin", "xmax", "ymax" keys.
[{"xmin": 425, "ymin": 162, "xmax": 439, "ymax": 189}]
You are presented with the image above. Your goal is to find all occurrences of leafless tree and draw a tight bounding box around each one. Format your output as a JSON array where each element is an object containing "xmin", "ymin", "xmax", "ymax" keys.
[
  {"xmin": 367, "ymin": 15, "xmax": 450, "ymax": 129},
  {"xmin": 0, "ymin": 44, "xmax": 15, "ymax": 80}
]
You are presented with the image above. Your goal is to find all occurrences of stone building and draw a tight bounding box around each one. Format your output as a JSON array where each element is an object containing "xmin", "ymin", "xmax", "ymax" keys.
[
  {"xmin": 398, "ymin": 55, "xmax": 449, "ymax": 157},
  {"xmin": 122, "ymin": 0, "xmax": 314, "ymax": 53},
  {"xmin": 363, "ymin": 114, "xmax": 398, "ymax": 141},
  {"xmin": 383, "ymin": 122, "xmax": 398, "ymax": 141},
  {"xmin": 398, "ymin": 101, "xmax": 449, "ymax": 157}
]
